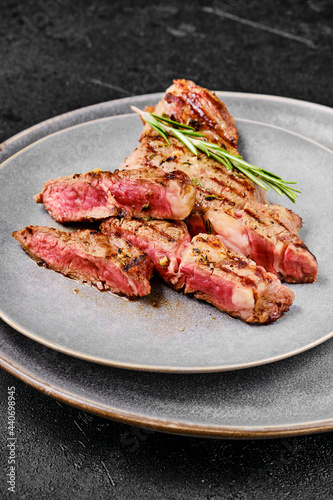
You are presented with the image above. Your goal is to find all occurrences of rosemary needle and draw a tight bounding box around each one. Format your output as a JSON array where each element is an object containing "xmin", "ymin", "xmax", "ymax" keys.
[{"xmin": 131, "ymin": 105, "xmax": 300, "ymax": 203}]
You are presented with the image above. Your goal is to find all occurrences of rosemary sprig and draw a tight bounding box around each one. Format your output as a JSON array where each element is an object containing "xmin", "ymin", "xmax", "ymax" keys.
[{"xmin": 131, "ymin": 106, "xmax": 300, "ymax": 203}]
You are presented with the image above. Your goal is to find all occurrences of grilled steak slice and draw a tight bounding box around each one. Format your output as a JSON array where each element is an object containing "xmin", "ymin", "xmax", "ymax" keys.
[
  {"xmin": 187, "ymin": 200, "xmax": 318, "ymax": 283},
  {"xmin": 34, "ymin": 167, "xmax": 196, "ymax": 223},
  {"xmin": 146, "ymin": 78, "xmax": 239, "ymax": 152},
  {"xmin": 12, "ymin": 226, "xmax": 153, "ymax": 298},
  {"xmin": 100, "ymin": 217, "xmax": 191, "ymax": 289},
  {"xmin": 180, "ymin": 234, "xmax": 295, "ymax": 323},
  {"xmin": 239, "ymin": 201, "xmax": 318, "ymax": 283}
]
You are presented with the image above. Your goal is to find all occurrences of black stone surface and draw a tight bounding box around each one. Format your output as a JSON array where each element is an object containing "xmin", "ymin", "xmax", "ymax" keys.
[{"xmin": 1, "ymin": 0, "xmax": 333, "ymax": 498}]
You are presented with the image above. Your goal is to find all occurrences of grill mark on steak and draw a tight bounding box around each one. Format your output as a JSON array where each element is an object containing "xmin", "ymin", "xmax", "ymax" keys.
[
  {"xmin": 193, "ymin": 234, "xmax": 257, "ymax": 287},
  {"xmin": 209, "ymin": 172, "xmax": 249, "ymax": 192},
  {"xmin": 140, "ymin": 221, "xmax": 179, "ymax": 243},
  {"xmin": 186, "ymin": 92, "xmax": 217, "ymax": 130},
  {"xmin": 244, "ymin": 205, "xmax": 293, "ymax": 233},
  {"xmin": 294, "ymin": 242, "xmax": 308, "ymax": 250},
  {"xmin": 196, "ymin": 188, "xmax": 238, "ymax": 210},
  {"xmin": 243, "ymin": 206, "xmax": 264, "ymax": 225},
  {"xmin": 123, "ymin": 254, "xmax": 147, "ymax": 272},
  {"xmin": 254, "ymin": 266, "xmax": 269, "ymax": 281},
  {"xmin": 215, "ymin": 264, "xmax": 257, "ymax": 288}
]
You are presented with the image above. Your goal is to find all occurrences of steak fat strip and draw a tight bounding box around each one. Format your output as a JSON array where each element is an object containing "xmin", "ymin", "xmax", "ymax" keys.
[
  {"xmin": 180, "ymin": 234, "xmax": 295, "ymax": 323},
  {"xmin": 34, "ymin": 167, "xmax": 196, "ymax": 223},
  {"xmin": 100, "ymin": 217, "xmax": 191, "ymax": 290},
  {"xmin": 12, "ymin": 226, "xmax": 154, "ymax": 298}
]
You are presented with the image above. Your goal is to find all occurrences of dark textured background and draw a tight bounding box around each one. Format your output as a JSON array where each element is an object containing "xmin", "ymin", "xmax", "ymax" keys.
[{"xmin": 1, "ymin": 0, "xmax": 333, "ymax": 498}]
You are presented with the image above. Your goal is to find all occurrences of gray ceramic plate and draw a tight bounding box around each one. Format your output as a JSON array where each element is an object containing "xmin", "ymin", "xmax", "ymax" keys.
[
  {"xmin": 1, "ymin": 95, "xmax": 333, "ymax": 373},
  {"xmin": 0, "ymin": 93, "xmax": 333, "ymax": 437}
]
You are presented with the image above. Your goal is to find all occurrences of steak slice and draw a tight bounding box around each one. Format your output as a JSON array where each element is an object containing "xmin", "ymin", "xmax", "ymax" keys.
[
  {"xmin": 100, "ymin": 217, "xmax": 191, "ymax": 290},
  {"xmin": 121, "ymin": 136, "xmax": 266, "ymax": 211},
  {"xmin": 239, "ymin": 201, "xmax": 318, "ymax": 283},
  {"xmin": 146, "ymin": 78, "xmax": 240, "ymax": 151},
  {"xmin": 180, "ymin": 234, "xmax": 295, "ymax": 323},
  {"xmin": 12, "ymin": 226, "xmax": 154, "ymax": 298},
  {"xmin": 34, "ymin": 167, "xmax": 196, "ymax": 223}
]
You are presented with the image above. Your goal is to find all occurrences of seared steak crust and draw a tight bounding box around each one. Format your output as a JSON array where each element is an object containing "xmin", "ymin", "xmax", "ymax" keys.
[
  {"xmin": 123, "ymin": 79, "xmax": 266, "ymax": 210},
  {"xmin": 100, "ymin": 217, "xmax": 191, "ymax": 289},
  {"xmin": 12, "ymin": 226, "xmax": 154, "ymax": 298},
  {"xmin": 34, "ymin": 167, "xmax": 196, "ymax": 223},
  {"xmin": 180, "ymin": 234, "xmax": 295, "ymax": 323}
]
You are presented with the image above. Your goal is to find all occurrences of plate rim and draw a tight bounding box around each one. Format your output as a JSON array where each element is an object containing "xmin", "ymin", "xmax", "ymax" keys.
[
  {"xmin": 1, "ymin": 111, "xmax": 333, "ymax": 373},
  {"xmin": 2, "ymin": 306, "xmax": 333, "ymax": 374},
  {"xmin": 1, "ymin": 335, "xmax": 333, "ymax": 439}
]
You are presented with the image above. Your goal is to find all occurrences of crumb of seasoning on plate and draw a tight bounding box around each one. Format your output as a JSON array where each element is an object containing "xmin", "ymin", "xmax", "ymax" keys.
[
  {"xmin": 212, "ymin": 317, "xmax": 216, "ymax": 320},
  {"xmin": 74, "ymin": 288, "xmax": 79, "ymax": 294},
  {"xmin": 179, "ymin": 326, "xmax": 185, "ymax": 332}
]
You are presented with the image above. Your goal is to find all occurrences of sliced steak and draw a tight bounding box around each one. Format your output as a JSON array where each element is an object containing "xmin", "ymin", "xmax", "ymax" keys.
[
  {"xmin": 180, "ymin": 234, "xmax": 295, "ymax": 323},
  {"xmin": 100, "ymin": 217, "xmax": 191, "ymax": 289},
  {"xmin": 12, "ymin": 226, "xmax": 154, "ymax": 298},
  {"xmin": 34, "ymin": 167, "xmax": 196, "ymax": 223},
  {"xmin": 121, "ymin": 136, "xmax": 266, "ymax": 210},
  {"xmin": 125, "ymin": 79, "xmax": 317, "ymax": 283}
]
